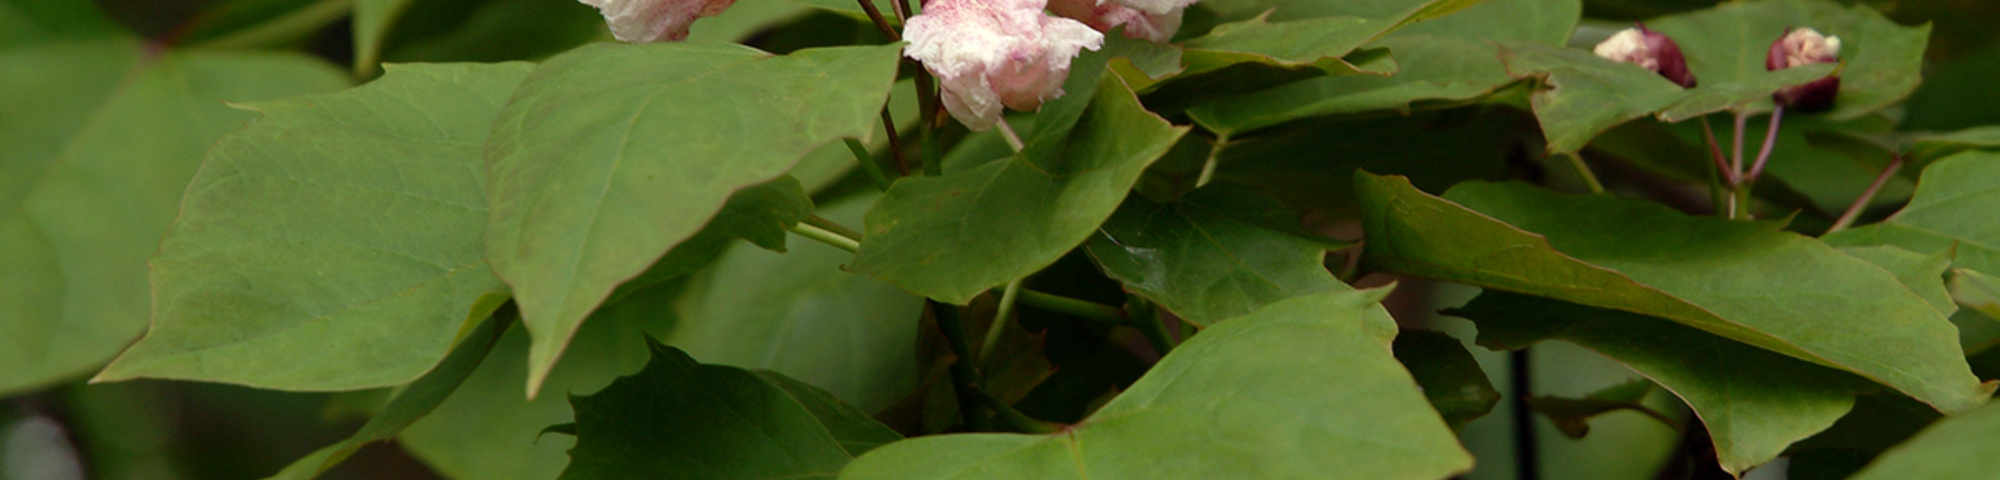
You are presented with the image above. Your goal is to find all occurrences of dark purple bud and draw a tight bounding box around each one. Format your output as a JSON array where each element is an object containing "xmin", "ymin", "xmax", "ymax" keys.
[
  {"xmin": 1593, "ymin": 24, "xmax": 1697, "ymax": 88},
  {"xmin": 1768, "ymin": 27, "xmax": 1842, "ymax": 112}
]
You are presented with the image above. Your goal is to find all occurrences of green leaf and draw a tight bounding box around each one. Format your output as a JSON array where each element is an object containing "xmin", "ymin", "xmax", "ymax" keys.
[
  {"xmin": 839, "ymin": 289, "xmax": 1472, "ymax": 479},
  {"xmin": 1185, "ymin": 0, "xmax": 1580, "ymax": 135},
  {"xmin": 265, "ymin": 307, "xmax": 515, "ymax": 480},
  {"xmin": 850, "ymin": 65, "xmax": 1187, "ymax": 304},
  {"xmin": 1, "ymin": 38, "xmax": 348, "ymax": 395},
  {"xmin": 1200, "ymin": 110, "xmax": 1514, "ymax": 217},
  {"xmin": 93, "ymin": 63, "xmax": 518, "ymax": 390},
  {"xmin": 1645, "ymin": 0, "xmax": 1931, "ymax": 121},
  {"xmin": 1955, "ymin": 269, "xmax": 2000, "ymax": 321},
  {"xmin": 1391, "ymin": 329, "xmax": 1499, "ymax": 431},
  {"xmin": 380, "ymin": 0, "xmax": 613, "ymax": 64},
  {"xmin": 1354, "ymin": 172, "xmax": 1992, "ymax": 413},
  {"xmin": 559, "ymin": 339, "xmax": 901, "ymax": 479},
  {"xmin": 353, "ymin": 0, "xmax": 416, "ymax": 73},
  {"xmin": 1178, "ymin": 0, "xmax": 1485, "ymax": 76},
  {"xmin": 668, "ymin": 193, "xmax": 923, "ymax": 413},
  {"xmin": 1825, "ymin": 151, "xmax": 2000, "ymax": 274},
  {"xmin": 1839, "ymin": 245, "xmax": 1956, "ymax": 318},
  {"xmin": 0, "ymin": 0, "xmax": 124, "ymax": 46},
  {"xmin": 1450, "ymin": 292, "xmax": 1862, "ymax": 474},
  {"xmin": 1904, "ymin": 126, "xmax": 2000, "ymax": 170},
  {"xmin": 400, "ymin": 280, "xmax": 684, "ymax": 480},
  {"xmin": 1846, "ymin": 400, "xmax": 2000, "ymax": 480},
  {"xmin": 602, "ymin": 177, "xmax": 814, "ymax": 307},
  {"xmin": 1082, "ymin": 184, "xmax": 1351, "ymax": 326},
  {"xmin": 1495, "ymin": 40, "xmax": 1687, "ymax": 154},
  {"xmin": 1521, "ymin": 379, "xmax": 1660, "ymax": 438},
  {"xmin": 482, "ymin": 42, "xmax": 901, "ymax": 394}
]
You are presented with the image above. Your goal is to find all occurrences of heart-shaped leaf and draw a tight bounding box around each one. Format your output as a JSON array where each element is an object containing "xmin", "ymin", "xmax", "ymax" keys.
[
  {"xmin": 94, "ymin": 63, "xmax": 517, "ymax": 390},
  {"xmin": 3, "ymin": 35, "xmax": 348, "ymax": 394},
  {"xmin": 483, "ymin": 42, "xmax": 901, "ymax": 394}
]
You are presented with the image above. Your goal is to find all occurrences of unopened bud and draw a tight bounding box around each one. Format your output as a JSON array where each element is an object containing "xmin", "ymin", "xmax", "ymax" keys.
[
  {"xmin": 1767, "ymin": 27, "xmax": 1841, "ymax": 112},
  {"xmin": 1593, "ymin": 24, "xmax": 1696, "ymax": 88}
]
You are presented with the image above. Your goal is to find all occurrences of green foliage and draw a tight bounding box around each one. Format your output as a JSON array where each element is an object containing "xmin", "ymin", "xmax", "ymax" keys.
[
  {"xmin": 5, "ymin": 0, "xmax": 1996, "ymax": 478},
  {"xmin": 840, "ymin": 290, "xmax": 1474, "ymax": 479},
  {"xmin": 483, "ymin": 42, "xmax": 902, "ymax": 394}
]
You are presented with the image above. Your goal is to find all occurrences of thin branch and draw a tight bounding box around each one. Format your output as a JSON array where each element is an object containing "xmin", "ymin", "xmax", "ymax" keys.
[
  {"xmin": 1698, "ymin": 116, "xmax": 1738, "ymax": 186},
  {"xmin": 843, "ymin": 139, "xmax": 894, "ymax": 191},
  {"xmin": 881, "ymin": 110, "xmax": 910, "ymax": 176},
  {"xmin": 1731, "ymin": 110, "xmax": 1750, "ymax": 176},
  {"xmin": 854, "ymin": 0, "xmax": 900, "ymax": 41},
  {"xmin": 1828, "ymin": 155, "xmax": 1904, "ymax": 235},
  {"xmin": 974, "ymin": 390, "xmax": 1059, "ymax": 434},
  {"xmin": 803, "ymin": 215, "xmax": 863, "ymax": 241},
  {"xmin": 789, "ymin": 223, "xmax": 859, "ymax": 253},
  {"xmin": 978, "ymin": 280, "xmax": 1025, "ymax": 363},
  {"xmin": 1562, "ymin": 152, "xmax": 1607, "ymax": 194},
  {"xmin": 1126, "ymin": 296, "xmax": 1175, "ymax": 356},
  {"xmin": 1014, "ymin": 290, "xmax": 1126, "ymax": 324},
  {"xmin": 1745, "ymin": 106, "xmax": 1785, "ymax": 183}
]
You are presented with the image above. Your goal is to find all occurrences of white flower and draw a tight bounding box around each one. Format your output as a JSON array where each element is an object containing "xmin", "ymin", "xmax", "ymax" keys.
[
  {"xmin": 578, "ymin": 0, "xmax": 737, "ymax": 43},
  {"xmin": 904, "ymin": 0, "xmax": 1104, "ymax": 130},
  {"xmin": 1593, "ymin": 24, "xmax": 1696, "ymax": 87},
  {"xmin": 1768, "ymin": 27, "xmax": 1841, "ymax": 70},
  {"xmin": 1594, "ymin": 28, "xmax": 1656, "ymax": 70},
  {"xmin": 1046, "ymin": 0, "xmax": 1184, "ymax": 43},
  {"xmin": 1100, "ymin": 0, "xmax": 1194, "ymax": 16}
]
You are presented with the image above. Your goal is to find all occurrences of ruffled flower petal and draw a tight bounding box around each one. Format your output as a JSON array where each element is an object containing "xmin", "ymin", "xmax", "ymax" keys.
[
  {"xmin": 579, "ymin": 0, "xmax": 738, "ymax": 43},
  {"xmin": 904, "ymin": 0, "xmax": 1105, "ymax": 130},
  {"xmin": 1592, "ymin": 24, "xmax": 1696, "ymax": 88},
  {"xmin": 1767, "ymin": 27, "xmax": 1842, "ymax": 112},
  {"xmin": 1046, "ymin": 0, "xmax": 1184, "ymax": 43}
]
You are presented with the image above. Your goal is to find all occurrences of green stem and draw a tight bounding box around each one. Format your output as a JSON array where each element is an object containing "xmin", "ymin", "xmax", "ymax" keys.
[
  {"xmin": 1562, "ymin": 152, "xmax": 1606, "ymax": 194},
  {"xmin": 1698, "ymin": 116, "xmax": 1732, "ymax": 216},
  {"xmin": 1194, "ymin": 134, "xmax": 1228, "ymax": 189},
  {"xmin": 1015, "ymin": 290, "xmax": 1126, "ymax": 324},
  {"xmin": 1828, "ymin": 155, "xmax": 1904, "ymax": 235},
  {"xmin": 803, "ymin": 215, "xmax": 862, "ymax": 242},
  {"xmin": 995, "ymin": 121, "xmax": 1025, "ymax": 152},
  {"xmin": 978, "ymin": 280, "xmax": 1025, "ymax": 363},
  {"xmin": 931, "ymin": 301, "xmax": 992, "ymax": 431},
  {"xmin": 974, "ymin": 390, "xmax": 1058, "ymax": 434},
  {"xmin": 1126, "ymin": 296, "xmax": 1175, "ymax": 356},
  {"xmin": 789, "ymin": 223, "xmax": 859, "ymax": 253},
  {"xmin": 191, "ymin": 0, "xmax": 352, "ymax": 50},
  {"xmin": 843, "ymin": 138, "xmax": 894, "ymax": 191}
]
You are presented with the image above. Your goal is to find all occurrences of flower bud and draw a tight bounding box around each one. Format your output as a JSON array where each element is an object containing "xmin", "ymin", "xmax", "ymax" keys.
[
  {"xmin": 1592, "ymin": 24, "xmax": 1697, "ymax": 88},
  {"xmin": 904, "ymin": 0, "xmax": 1104, "ymax": 131},
  {"xmin": 1767, "ymin": 27, "xmax": 1841, "ymax": 112},
  {"xmin": 1047, "ymin": 0, "xmax": 1184, "ymax": 43},
  {"xmin": 578, "ymin": 0, "xmax": 738, "ymax": 43}
]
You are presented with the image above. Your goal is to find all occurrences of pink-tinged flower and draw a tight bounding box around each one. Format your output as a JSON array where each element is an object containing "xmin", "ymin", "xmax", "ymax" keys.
[
  {"xmin": 1592, "ymin": 24, "xmax": 1697, "ymax": 88},
  {"xmin": 1046, "ymin": 0, "xmax": 1184, "ymax": 43},
  {"xmin": 904, "ymin": 0, "xmax": 1104, "ymax": 131},
  {"xmin": 1767, "ymin": 27, "xmax": 1842, "ymax": 112},
  {"xmin": 578, "ymin": 0, "xmax": 737, "ymax": 43}
]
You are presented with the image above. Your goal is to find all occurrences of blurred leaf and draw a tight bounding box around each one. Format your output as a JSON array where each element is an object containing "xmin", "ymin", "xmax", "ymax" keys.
[
  {"xmin": 354, "ymin": 0, "xmax": 416, "ymax": 71},
  {"xmin": 1451, "ymin": 292, "xmax": 1862, "ymax": 474},
  {"xmin": 1, "ymin": 38, "xmax": 348, "ymax": 395},
  {"xmin": 1903, "ymin": 126, "xmax": 2000, "ymax": 173},
  {"xmin": 1083, "ymin": 184, "xmax": 1351, "ymax": 326},
  {"xmin": 1645, "ymin": 0, "xmax": 1930, "ymax": 121},
  {"xmin": 265, "ymin": 307, "xmax": 514, "ymax": 480},
  {"xmin": 839, "ymin": 290, "xmax": 1474, "ymax": 479},
  {"xmin": 381, "ymin": 0, "xmax": 608, "ymax": 64},
  {"xmin": 1185, "ymin": 0, "xmax": 1579, "ymax": 135},
  {"xmin": 1522, "ymin": 379, "xmax": 1658, "ymax": 438},
  {"xmin": 1824, "ymin": 151, "xmax": 2000, "ymax": 274},
  {"xmin": 1354, "ymin": 173, "xmax": 1992, "ymax": 414},
  {"xmin": 482, "ymin": 42, "xmax": 901, "ymax": 395},
  {"xmin": 0, "ymin": 0, "xmax": 124, "ymax": 46},
  {"xmin": 1846, "ymin": 400, "xmax": 2000, "ymax": 480},
  {"xmin": 559, "ymin": 340, "xmax": 901, "ymax": 479},
  {"xmin": 1954, "ymin": 269, "xmax": 2000, "ymax": 321},
  {"xmin": 1207, "ymin": 110, "xmax": 1516, "ymax": 217},
  {"xmin": 784, "ymin": 0, "xmax": 897, "ymax": 27},
  {"xmin": 1903, "ymin": 39, "xmax": 2000, "ymax": 131},
  {"xmin": 669, "ymin": 194, "xmax": 923, "ymax": 413},
  {"xmin": 602, "ymin": 177, "xmax": 814, "ymax": 307},
  {"xmin": 851, "ymin": 61, "xmax": 1187, "ymax": 304},
  {"xmin": 1391, "ymin": 329, "xmax": 1499, "ymax": 431},
  {"xmin": 94, "ymin": 63, "xmax": 517, "ymax": 390}
]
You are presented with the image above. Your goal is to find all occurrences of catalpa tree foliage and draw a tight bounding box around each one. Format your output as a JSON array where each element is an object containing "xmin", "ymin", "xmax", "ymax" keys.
[{"xmin": 4, "ymin": 0, "xmax": 2000, "ymax": 478}]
